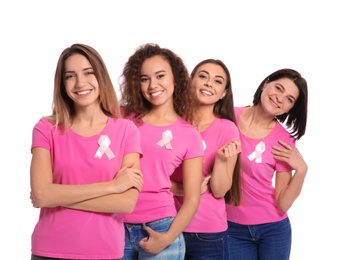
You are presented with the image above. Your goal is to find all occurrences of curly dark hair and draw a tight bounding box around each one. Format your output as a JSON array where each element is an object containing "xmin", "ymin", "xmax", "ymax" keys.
[{"xmin": 119, "ymin": 43, "xmax": 196, "ymax": 124}]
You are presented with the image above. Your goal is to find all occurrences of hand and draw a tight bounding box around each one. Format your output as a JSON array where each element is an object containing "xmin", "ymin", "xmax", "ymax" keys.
[
  {"xmin": 201, "ymin": 175, "xmax": 211, "ymax": 194},
  {"xmin": 111, "ymin": 163, "xmax": 143, "ymax": 193},
  {"xmin": 30, "ymin": 191, "xmax": 39, "ymax": 208},
  {"xmin": 216, "ymin": 140, "xmax": 241, "ymax": 161},
  {"xmin": 272, "ymin": 140, "xmax": 308, "ymax": 172},
  {"xmin": 139, "ymin": 226, "xmax": 170, "ymax": 254}
]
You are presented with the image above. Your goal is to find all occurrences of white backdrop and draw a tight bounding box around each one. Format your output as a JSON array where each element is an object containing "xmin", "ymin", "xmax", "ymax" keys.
[{"xmin": 1, "ymin": 1, "xmax": 335, "ymax": 259}]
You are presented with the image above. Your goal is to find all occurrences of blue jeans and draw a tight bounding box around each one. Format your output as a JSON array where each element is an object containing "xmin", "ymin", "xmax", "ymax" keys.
[
  {"xmin": 124, "ymin": 217, "xmax": 185, "ymax": 259},
  {"xmin": 227, "ymin": 217, "xmax": 292, "ymax": 260},
  {"xmin": 31, "ymin": 255, "xmax": 123, "ymax": 260},
  {"xmin": 183, "ymin": 231, "xmax": 228, "ymax": 260}
]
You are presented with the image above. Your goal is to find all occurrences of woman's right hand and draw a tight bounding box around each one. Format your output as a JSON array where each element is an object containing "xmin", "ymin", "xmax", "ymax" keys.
[
  {"xmin": 111, "ymin": 163, "xmax": 143, "ymax": 193},
  {"xmin": 201, "ymin": 175, "xmax": 211, "ymax": 194}
]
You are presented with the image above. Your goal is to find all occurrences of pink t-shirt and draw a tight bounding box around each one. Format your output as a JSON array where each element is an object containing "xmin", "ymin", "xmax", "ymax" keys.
[
  {"xmin": 31, "ymin": 117, "xmax": 141, "ymax": 259},
  {"xmin": 171, "ymin": 118, "xmax": 240, "ymax": 232},
  {"xmin": 123, "ymin": 117, "xmax": 204, "ymax": 224},
  {"xmin": 226, "ymin": 106, "xmax": 295, "ymax": 225}
]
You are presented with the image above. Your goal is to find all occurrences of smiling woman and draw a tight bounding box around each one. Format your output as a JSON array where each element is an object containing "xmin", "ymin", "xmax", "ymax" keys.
[
  {"xmin": 226, "ymin": 68, "xmax": 308, "ymax": 260},
  {"xmin": 2, "ymin": 1, "xmax": 333, "ymax": 258},
  {"xmin": 170, "ymin": 58, "xmax": 241, "ymax": 260},
  {"xmin": 119, "ymin": 43, "xmax": 204, "ymax": 259},
  {"xmin": 29, "ymin": 43, "xmax": 143, "ymax": 260}
]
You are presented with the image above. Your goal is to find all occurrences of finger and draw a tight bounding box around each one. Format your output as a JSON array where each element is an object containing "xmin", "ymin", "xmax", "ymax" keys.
[
  {"xmin": 278, "ymin": 140, "xmax": 292, "ymax": 149},
  {"xmin": 133, "ymin": 169, "xmax": 143, "ymax": 177},
  {"xmin": 205, "ymin": 175, "xmax": 211, "ymax": 181},
  {"xmin": 272, "ymin": 145, "xmax": 286, "ymax": 153},
  {"xmin": 120, "ymin": 162, "xmax": 135, "ymax": 171}
]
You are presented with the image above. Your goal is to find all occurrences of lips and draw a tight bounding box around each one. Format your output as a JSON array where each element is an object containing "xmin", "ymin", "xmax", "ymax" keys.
[
  {"xmin": 200, "ymin": 89, "xmax": 213, "ymax": 96},
  {"xmin": 76, "ymin": 90, "xmax": 92, "ymax": 95},
  {"xmin": 150, "ymin": 90, "xmax": 164, "ymax": 97}
]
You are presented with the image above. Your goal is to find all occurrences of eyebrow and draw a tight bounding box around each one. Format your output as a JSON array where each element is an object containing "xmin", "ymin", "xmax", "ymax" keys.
[
  {"xmin": 141, "ymin": 70, "xmax": 166, "ymax": 77},
  {"xmin": 64, "ymin": 67, "xmax": 93, "ymax": 74},
  {"xmin": 278, "ymin": 83, "xmax": 297, "ymax": 101},
  {"xmin": 198, "ymin": 70, "xmax": 225, "ymax": 80}
]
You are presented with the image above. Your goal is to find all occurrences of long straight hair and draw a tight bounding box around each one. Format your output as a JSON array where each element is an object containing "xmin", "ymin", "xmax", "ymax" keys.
[
  {"xmin": 46, "ymin": 43, "xmax": 120, "ymax": 133},
  {"xmin": 191, "ymin": 59, "xmax": 241, "ymax": 206}
]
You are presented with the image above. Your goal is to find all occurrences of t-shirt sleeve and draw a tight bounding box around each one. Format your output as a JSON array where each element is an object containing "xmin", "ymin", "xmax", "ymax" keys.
[
  {"xmin": 123, "ymin": 120, "xmax": 142, "ymax": 157},
  {"xmin": 184, "ymin": 128, "xmax": 204, "ymax": 160},
  {"xmin": 31, "ymin": 118, "xmax": 52, "ymax": 153},
  {"xmin": 224, "ymin": 120, "xmax": 240, "ymax": 142}
]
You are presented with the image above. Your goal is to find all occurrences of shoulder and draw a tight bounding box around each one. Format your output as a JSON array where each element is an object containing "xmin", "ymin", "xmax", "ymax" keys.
[
  {"xmin": 108, "ymin": 117, "xmax": 139, "ymax": 131},
  {"xmin": 273, "ymin": 121, "xmax": 296, "ymax": 145},
  {"xmin": 214, "ymin": 118, "xmax": 240, "ymax": 140},
  {"xmin": 216, "ymin": 117, "xmax": 238, "ymax": 129},
  {"xmin": 32, "ymin": 118, "xmax": 57, "ymax": 148},
  {"xmin": 33, "ymin": 117, "xmax": 55, "ymax": 131},
  {"xmin": 234, "ymin": 106, "xmax": 246, "ymax": 113},
  {"xmin": 234, "ymin": 106, "xmax": 250, "ymax": 117},
  {"xmin": 176, "ymin": 117, "xmax": 198, "ymax": 130}
]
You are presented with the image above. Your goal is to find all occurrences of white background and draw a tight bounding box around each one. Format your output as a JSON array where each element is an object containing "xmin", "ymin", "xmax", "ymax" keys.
[{"xmin": 1, "ymin": 1, "xmax": 335, "ymax": 259}]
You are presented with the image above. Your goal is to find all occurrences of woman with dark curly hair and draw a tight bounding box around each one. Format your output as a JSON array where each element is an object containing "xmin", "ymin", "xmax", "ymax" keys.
[{"xmin": 119, "ymin": 43, "xmax": 204, "ymax": 259}]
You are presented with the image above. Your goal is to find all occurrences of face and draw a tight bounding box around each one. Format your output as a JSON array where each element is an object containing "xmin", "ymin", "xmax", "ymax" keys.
[
  {"xmin": 64, "ymin": 53, "xmax": 100, "ymax": 108},
  {"xmin": 140, "ymin": 55, "xmax": 175, "ymax": 107},
  {"xmin": 192, "ymin": 63, "xmax": 227, "ymax": 105},
  {"xmin": 260, "ymin": 77, "xmax": 299, "ymax": 116}
]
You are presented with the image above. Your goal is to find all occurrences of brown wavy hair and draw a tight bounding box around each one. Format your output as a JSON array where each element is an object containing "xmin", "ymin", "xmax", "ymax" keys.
[{"xmin": 119, "ymin": 43, "xmax": 196, "ymax": 124}]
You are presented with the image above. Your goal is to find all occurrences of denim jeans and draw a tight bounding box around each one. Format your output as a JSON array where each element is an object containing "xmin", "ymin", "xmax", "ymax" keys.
[
  {"xmin": 227, "ymin": 217, "xmax": 292, "ymax": 260},
  {"xmin": 124, "ymin": 217, "xmax": 185, "ymax": 259},
  {"xmin": 31, "ymin": 255, "xmax": 123, "ymax": 260},
  {"xmin": 183, "ymin": 230, "xmax": 228, "ymax": 260}
]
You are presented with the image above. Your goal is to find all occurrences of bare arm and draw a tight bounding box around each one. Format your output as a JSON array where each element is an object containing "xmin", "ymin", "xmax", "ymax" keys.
[
  {"xmin": 170, "ymin": 179, "xmax": 184, "ymax": 197},
  {"xmin": 30, "ymin": 148, "xmax": 142, "ymax": 210},
  {"xmin": 171, "ymin": 174, "xmax": 210, "ymax": 196},
  {"xmin": 210, "ymin": 140, "xmax": 241, "ymax": 198},
  {"xmin": 139, "ymin": 156, "xmax": 203, "ymax": 254},
  {"xmin": 272, "ymin": 140, "xmax": 308, "ymax": 212},
  {"xmin": 64, "ymin": 153, "xmax": 143, "ymax": 213}
]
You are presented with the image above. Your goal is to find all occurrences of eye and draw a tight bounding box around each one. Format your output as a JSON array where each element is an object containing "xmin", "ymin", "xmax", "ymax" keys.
[
  {"xmin": 140, "ymin": 76, "xmax": 149, "ymax": 83},
  {"xmin": 64, "ymin": 73, "xmax": 74, "ymax": 80},
  {"xmin": 287, "ymin": 97, "xmax": 295, "ymax": 104},
  {"xmin": 215, "ymin": 79, "xmax": 224, "ymax": 85},
  {"xmin": 85, "ymin": 70, "xmax": 95, "ymax": 75},
  {"xmin": 156, "ymin": 73, "xmax": 165, "ymax": 79},
  {"xmin": 198, "ymin": 72, "xmax": 207, "ymax": 80}
]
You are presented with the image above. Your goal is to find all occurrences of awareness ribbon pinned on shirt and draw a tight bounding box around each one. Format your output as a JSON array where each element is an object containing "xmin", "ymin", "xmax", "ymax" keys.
[
  {"xmin": 94, "ymin": 135, "xmax": 115, "ymax": 160},
  {"xmin": 202, "ymin": 140, "xmax": 207, "ymax": 151},
  {"xmin": 157, "ymin": 130, "xmax": 173, "ymax": 150},
  {"xmin": 247, "ymin": 141, "xmax": 265, "ymax": 163}
]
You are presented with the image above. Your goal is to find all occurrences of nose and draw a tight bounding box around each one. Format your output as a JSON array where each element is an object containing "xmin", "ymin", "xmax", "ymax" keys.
[
  {"xmin": 75, "ymin": 74, "xmax": 86, "ymax": 88},
  {"xmin": 148, "ymin": 78, "xmax": 157, "ymax": 90},
  {"xmin": 276, "ymin": 94, "xmax": 286, "ymax": 103},
  {"xmin": 204, "ymin": 81, "xmax": 211, "ymax": 87}
]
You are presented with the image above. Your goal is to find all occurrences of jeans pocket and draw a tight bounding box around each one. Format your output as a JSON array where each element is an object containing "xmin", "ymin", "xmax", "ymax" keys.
[{"xmin": 196, "ymin": 232, "xmax": 224, "ymax": 242}]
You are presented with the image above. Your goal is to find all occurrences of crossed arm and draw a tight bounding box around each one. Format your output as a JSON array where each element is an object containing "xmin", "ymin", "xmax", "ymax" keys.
[{"xmin": 30, "ymin": 147, "xmax": 143, "ymax": 213}]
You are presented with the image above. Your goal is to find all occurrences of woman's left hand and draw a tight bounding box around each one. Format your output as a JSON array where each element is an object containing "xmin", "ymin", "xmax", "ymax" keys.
[{"xmin": 272, "ymin": 140, "xmax": 308, "ymax": 172}]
